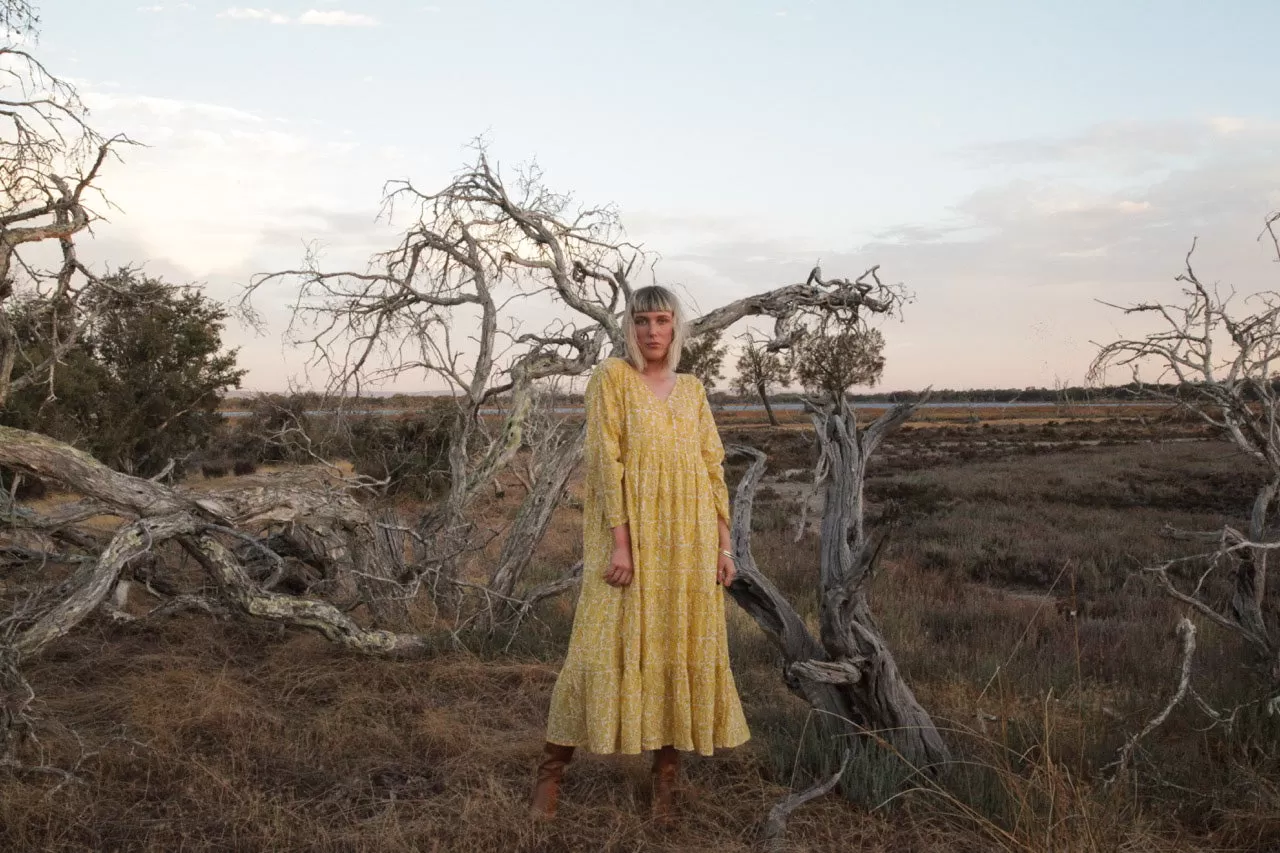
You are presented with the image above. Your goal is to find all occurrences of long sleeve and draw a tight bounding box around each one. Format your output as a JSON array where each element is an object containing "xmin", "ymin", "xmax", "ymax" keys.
[
  {"xmin": 585, "ymin": 362, "xmax": 628, "ymax": 528},
  {"xmin": 698, "ymin": 385, "xmax": 732, "ymax": 524}
]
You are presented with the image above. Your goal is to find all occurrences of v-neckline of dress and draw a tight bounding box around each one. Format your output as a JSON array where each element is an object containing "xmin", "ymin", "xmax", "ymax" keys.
[{"xmin": 630, "ymin": 364, "xmax": 680, "ymax": 406}]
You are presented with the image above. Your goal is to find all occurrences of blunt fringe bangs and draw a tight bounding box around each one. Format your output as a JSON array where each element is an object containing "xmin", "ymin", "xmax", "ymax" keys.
[{"xmin": 623, "ymin": 285, "xmax": 686, "ymax": 373}]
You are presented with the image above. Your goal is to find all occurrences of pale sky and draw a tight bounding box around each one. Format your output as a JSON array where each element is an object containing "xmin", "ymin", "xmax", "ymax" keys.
[{"xmin": 33, "ymin": 1, "xmax": 1280, "ymax": 392}]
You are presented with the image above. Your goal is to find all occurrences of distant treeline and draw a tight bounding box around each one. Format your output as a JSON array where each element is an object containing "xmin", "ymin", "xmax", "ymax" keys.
[
  {"xmin": 824, "ymin": 380, "xmax": 1275, "ymax": 405},
  {"xmin": 825, "ymin": 383, "xmax": 1165, "ymax": 404},
  {"xmin": 221, "ymin": 381, "xmax": 1240, "ymax": 410}
]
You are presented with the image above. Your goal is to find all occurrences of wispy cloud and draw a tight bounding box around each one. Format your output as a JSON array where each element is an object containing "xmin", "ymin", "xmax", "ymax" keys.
[
  {"xmin": 81, "ymin": 89, "xmax": 386, "ymax": 279},
  {"xmin": 644, "ymin": 117, "xmax": 1280, "ymax": 390},
  {"xmin": 84, "ymin": 92, "xmax": 266, "ymax": 125},
  {"xmin": 217, "ymin": 7, "xmax": 290, "ymax": 24},
  {"xmin": 216, "ymin": 7, "xmax": 379, "ymax": 26},
  {"xmin": 959, "ymin": 117, "xmax": 1280, "ymax": 175},
  {"xmin": 298, "ymin": 9, "xmax": 379, "ymax": 26}
]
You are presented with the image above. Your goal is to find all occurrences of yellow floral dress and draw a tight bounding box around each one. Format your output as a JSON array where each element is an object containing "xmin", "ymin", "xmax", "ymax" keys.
[{"xmin": 545, "ymin": 357, "xmax": 751, "ymax": 755}]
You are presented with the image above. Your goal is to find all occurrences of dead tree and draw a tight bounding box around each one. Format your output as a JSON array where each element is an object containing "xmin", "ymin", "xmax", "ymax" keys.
[
  {"xmin": 243, "ymin": 149, "xmax": 909, "ymax": 617},
  {"xmin": 0, "ymin": 37, "xmax": 131, "ymax": 408},
  {"xmin": 726, "ymin": 398, "xmax": 950, "ymax": 770},
  {"xmin": 0, "ymin": 425, "xmax": 443, "ymax": 747},
  {"xmin": 1091, "ymin": 217, "xmax": 1280, "ymax": 684},
  {"xmin": 720, "ymin": 392, "xmax": 948, "ymax": 846},
  {"xmin": 505, "ymin": 378, "xmax": 573, "ymax": 496},
  {"xmin": 0, "ymin": 420, "xmax": 484, "ymax": 763}
]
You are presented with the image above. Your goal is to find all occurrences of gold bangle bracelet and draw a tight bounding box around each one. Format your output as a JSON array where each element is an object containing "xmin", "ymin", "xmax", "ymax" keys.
[{"xmin": 719, "ymin": 549, "xmax": 735, "ymax": 560}]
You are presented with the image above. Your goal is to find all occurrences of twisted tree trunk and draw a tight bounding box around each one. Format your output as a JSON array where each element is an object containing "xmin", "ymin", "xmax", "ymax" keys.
[
  {"xmin": 725, "ymin": 445, "xmax": 856, "ymax": 743},
  {"xmin": 351, "ymin": 512, "xmax": 413, "ymax": 629},
  {"xmin": 813, "ymin": 399, "xmax": 949, "ymax": 766},
  {"xmin": 725, "ymin": 397, "xmax": 949, "ymax": 771},
  {"xmin": 488, "ymin": 423, "xmax": 584, "ymax": 599}
]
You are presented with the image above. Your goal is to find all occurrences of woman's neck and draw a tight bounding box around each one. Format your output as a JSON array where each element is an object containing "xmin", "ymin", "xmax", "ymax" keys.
[{"xmin": 641, "ymin": 360, "xmax": 671, "ymax": 376}]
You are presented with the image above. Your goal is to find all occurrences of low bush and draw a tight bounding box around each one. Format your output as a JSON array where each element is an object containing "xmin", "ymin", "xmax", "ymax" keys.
[
  {"xmin": 199, "ymin": 459, "xmax": 228, "ymax": 479},
  {"xmin": 218, "ymin": 392, "xmax": 331, "ymax": 465},
  {"xmin": 344, "ymin": 404, "xmax": 457, "ymax": 499}
]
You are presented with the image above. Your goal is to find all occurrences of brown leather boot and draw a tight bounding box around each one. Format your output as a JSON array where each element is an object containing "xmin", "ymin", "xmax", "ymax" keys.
[
  {"xmin": 529, "ymin": 742, "xmax": 574, "ymax": 820},
  {"xmin": 650, "ymin": 746, "xmax": 680, "ymax": 824}
]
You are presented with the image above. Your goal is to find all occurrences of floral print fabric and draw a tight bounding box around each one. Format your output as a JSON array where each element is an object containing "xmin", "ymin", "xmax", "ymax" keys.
[{"xmin": 545, "ymin": 358, "xmax": 751, "ymax": 755}]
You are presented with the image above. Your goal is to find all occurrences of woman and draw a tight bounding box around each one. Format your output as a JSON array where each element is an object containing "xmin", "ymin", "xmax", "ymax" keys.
[{"xmin": 530, "ymin": 285, "xmax": 750, "ymax": 822}]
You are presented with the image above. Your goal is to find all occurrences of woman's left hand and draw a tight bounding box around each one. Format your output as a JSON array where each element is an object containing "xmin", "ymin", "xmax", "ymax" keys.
[{"xmin": 716, "ymin": 551, "xmax": 736, "ymax": 587}]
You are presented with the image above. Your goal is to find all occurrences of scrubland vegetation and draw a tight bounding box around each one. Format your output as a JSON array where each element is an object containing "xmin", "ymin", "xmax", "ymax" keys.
[{"xmin": 2, "ymin": 407, "xmax": 1276, "ymax": 852}]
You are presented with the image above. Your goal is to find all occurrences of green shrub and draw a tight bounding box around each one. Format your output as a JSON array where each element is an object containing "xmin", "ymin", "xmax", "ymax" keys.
[{"xmin": 1, "ymin": 270, "xmax": 243, "ymax": 477}]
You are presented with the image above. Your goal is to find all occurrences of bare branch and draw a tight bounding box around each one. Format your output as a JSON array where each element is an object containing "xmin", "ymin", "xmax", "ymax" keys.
[
  {"xmin": 0, "ymin": 42, "xmax": 133, "ymax": 407},
  {"xmin": 1106, "ymin": 617, "xmax": 1197, "ymax": 784},
  {"xmin": 762, "ymin": 748, "xmax": 852, "ymax": 852},
  {"xmin": 1092, "ymin": 222, "xmax": 1280, "ymax": 676}
]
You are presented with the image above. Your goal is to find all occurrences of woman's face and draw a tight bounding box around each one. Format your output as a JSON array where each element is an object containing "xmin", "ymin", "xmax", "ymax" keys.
[{"xmin": 633, "ymin": 310, "xmax": 675, "ymax": 366}]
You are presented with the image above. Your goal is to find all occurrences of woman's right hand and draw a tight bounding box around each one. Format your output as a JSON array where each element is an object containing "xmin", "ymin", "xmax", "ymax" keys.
[{"xmin": 604, "ymin": 544, "xmax": 634, "ymax": 587}]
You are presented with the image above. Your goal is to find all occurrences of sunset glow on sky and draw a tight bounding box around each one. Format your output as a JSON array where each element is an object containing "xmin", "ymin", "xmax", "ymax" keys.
[{"xmin": 42, "ymin": 1, "xmax": 1280, "ymax": 392}]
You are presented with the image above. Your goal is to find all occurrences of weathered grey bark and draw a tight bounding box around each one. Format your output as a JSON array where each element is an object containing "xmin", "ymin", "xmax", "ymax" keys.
[
  {"xmin": 489, "ymin": 423, "xmax": 584, "ymax": 598},
  {"xmin": 498, "ymin": 560, "xmax": 584, "ymax": 638},
  {"xmin": 1235, "ymin": 477, "xmax": 1278, "ymax": 646},
  {"xmin": 1105, "ymin": 617, "xmax": 1197, "ymax": 784},
  {"xmin": 762, "ymin": 749, "xmax": 852, "ymax": 853},
  {"xmin": 180, "ymin": 534, "xmax": 430, "ymax": 655},
  {"xmin": 0, "ymin": 426, "xmax": 433, "ymax": 658},
  {"xmin": 724, "ymin": 445, "xmax": 854, "ymax": 741},
  {"xmin": 688, "ymin": 266, "xmax": 901, "ymax": 340},
  {"xmin": 0, "ymin": 308, "xmax": 16, "ymax": 411},
  {"xmin": 812, "ymin": 398, "xmax": 950, "ymax": 767},
  {"xmin": 351, "ymin": 513, "xmax": 412, "ymax": 629},
  {"xmin": 0, "ymin": 510, "xmax": 201, "ymax": 756},
  {"xmin": 521, "ymin": 560, "xmax": 584, "ymax": 610},
  {"xmin": 0, "ymin": 426, "xmax": 197, "ymax": 517},
  {"xmin": 180, "ymin": 469, "xmax": 413, "ymax": 629},
  {"xmin": 11, "ymin": 514, "xmax": 200, "ymax": 661},
  {"xmin": 725, "ymin": 398, "xmax": 950, "ymax": 772}
]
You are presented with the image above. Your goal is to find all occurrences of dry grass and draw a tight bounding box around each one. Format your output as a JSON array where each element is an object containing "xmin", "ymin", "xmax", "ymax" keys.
[
  {"xmin": 0, "ymin": 620, "xmax": 917, "ymax": 852},
  {"xmin": 2, "ymin": 415, "xmax": 1277, "ymax": 851}
]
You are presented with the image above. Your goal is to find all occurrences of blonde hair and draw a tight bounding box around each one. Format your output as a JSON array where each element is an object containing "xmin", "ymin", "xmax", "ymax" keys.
[{"xmin": 622, "ymin": 285, "xmax": 686, "ymax": 373}]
